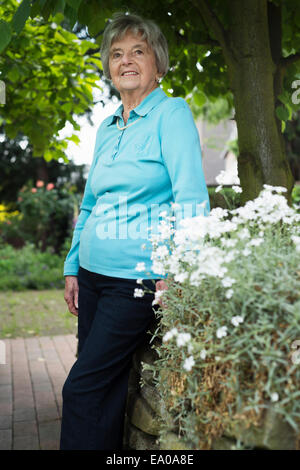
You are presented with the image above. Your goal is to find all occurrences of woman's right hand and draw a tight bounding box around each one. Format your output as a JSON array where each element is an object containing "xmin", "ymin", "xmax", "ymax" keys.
[{"xmin": 64, "ymin": 276, "xmax": 79, "ymax": 316}]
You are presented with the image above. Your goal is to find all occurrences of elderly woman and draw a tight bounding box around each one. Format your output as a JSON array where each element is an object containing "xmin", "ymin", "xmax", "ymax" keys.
[{"xmin": 60, "ymin": 12, "xmax": 209, "ymax": 450}]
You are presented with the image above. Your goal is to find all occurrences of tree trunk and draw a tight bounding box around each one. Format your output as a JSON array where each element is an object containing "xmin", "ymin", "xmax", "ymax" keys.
[
  {"xmin": 36, "ymin": 156, "xmax": 49, "ymax": 183},
  {"xmin": 225, "ymin": 0, "xmax": 294, "ymax": 203}
]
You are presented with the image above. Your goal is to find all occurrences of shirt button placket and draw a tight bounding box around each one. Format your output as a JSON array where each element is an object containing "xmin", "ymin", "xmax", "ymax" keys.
[{"xmin": 112, "ymin": 130, "xmax": 124, "ymax": 160}]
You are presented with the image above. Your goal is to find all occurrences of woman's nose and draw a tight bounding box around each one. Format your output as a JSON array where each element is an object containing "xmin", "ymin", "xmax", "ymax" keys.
[{"xmin": 121, "ymin": 52, "xmax": 133, "ymax": 64}]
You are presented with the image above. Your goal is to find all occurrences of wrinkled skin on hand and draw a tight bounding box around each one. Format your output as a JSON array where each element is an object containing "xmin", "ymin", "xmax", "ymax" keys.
[
  {"xmin": 155, "ymin": 279, "xmax": 168, "ymax": 308},
  {"xmin": 64, "ymin": 276, "xmax": 79, "ymax": 316}
]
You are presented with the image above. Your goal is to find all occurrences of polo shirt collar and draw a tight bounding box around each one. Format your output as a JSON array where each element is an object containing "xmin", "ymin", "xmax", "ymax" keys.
[{"xmin": 106, "ymin": 87, "xmax": 166, "ymax": 126}]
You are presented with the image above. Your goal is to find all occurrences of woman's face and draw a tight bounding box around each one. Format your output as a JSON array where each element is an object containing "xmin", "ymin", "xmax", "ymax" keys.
[{"xmin": 109, "ymin": 31, "xmax": 159, "ymax": 97}]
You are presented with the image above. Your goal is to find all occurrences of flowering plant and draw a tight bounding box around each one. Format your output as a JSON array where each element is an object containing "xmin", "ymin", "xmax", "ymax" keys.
[
  {"xmin": 140, "ymin": 185, "xmax": 300, "ymax": 449},
  {"xmin": 15, "ymin": 181, "xmax": 78, "ymax": 253}
]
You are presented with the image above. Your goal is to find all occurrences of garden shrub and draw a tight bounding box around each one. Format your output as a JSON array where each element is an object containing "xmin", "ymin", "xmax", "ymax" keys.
[
  {"xmin": 140, "ymin": 185, "xmax": 300, "ymax": 449},
  {"xmin": 208, "ymin": 186, "xmax": 241, "ymax": 210},
  {"xmin": 15, "ymin": 181, "xmax": 79, "ymax": 253},
  {"xmin": 0, "ymin": 242, "xmax": 65, "ymax": 290},
  {"xmin": 0, "ymin": 181, "xmax": 79, "ymax": 253}
]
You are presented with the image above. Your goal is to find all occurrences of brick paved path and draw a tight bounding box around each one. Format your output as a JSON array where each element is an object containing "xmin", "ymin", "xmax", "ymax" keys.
[{"xmin": 0, "ymin": 335, "xmax": 77, "ymax": 450}]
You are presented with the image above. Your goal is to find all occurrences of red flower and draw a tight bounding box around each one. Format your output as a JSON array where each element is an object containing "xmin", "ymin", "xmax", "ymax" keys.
[
  {"xmin": 46, "ymin": 183, "xmax": 55, "ymax": 190},
  {"xmin": 36, "ymin": 180, "xmax": 44, "ymax": 188},
  {"xmin": 31, "ymin": 188, "xmax": 37, "ymax": 193}
]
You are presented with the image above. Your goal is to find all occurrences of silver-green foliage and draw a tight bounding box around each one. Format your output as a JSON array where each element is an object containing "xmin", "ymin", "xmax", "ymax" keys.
[{"xmin": 145, "ymin": 185, "xmax": 300, "ymax": 449}]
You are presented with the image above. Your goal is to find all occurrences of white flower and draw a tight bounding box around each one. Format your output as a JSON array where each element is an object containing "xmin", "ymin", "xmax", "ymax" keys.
[
  {"xmin": 135, "ymin": 262, "xmax": 146, "ymax": 272},
  {"xmin": 250, "ymin": 238, "xmax": 263, "ymax": 246},
  {"xmin": 231, "ymin": 315, "xmax": 244, "ymax": 327},
  {"xmin": 136, "ymin": 278, "xmax": 143, "ymax": 285},
  {"xmin": 216, "ymin": 326, "xmax": 228, "ymax": 338},
  {"xmin": 155, "ymin": 245, "xmax": 169, "ymax": 258},
  {"xmin": 221, "ymin": 277, "xmax": 236, "ymax": 287},
  {"xmin": 183, "ymin": 355, "xmax": 195, "ymax": 371},
  {"xmin": 270, "ymin": 392, "xmax": 279, "ymax": 402},
  {"xmin": 162, "ymin": 328, "xmax": 178, "ymax": 342},
  {"xmin": 216, "ymin": 170, "xmax": 227, "ymax": 185},
  {"xmin": 291, "ymin": 235, "xmax": 300, "ymax": 252},
  {"xmin": 221, "ymin": 238, "xmax": 237, "ymax": 248},
  {"xmin": 176, "ymin": 332, "xmax": 192, "ymax": 347},
  {"xmin": 133, "ymin": 288, "xmax": 144, "ymax": 298},
  {"xmin": 225, "ymin": 289, "xmax": 234, "ymax": 299},
  {"xmin": 152, "ymin": 289, "xmax": 164, "ymax": 306},
  {"xmin": 162, "ymin": 331, "xmax": 173, "ymax": 342},
  {"xmin": 238, "ymin": 228, "xmax": 250, "ymax": 240},
  {"xmin": 216, "ymin": 169, "xmax": 240, "ymax": 186},
  {"xmin": 200, "ymin": 349, "xmax": 207, "ymax": 360},
  {"xmin": 224, "ymin": 250, "xmax": 238, "ymax": 263},
  {"xmin": 215, "ymin": 185, "xmax": 223, "ymax": 193},
  {"xmin": 232, "ymin": 185, "xmax": 243, "ymax": 193},
  {"xmin": 263, "ymin": 184, "xmax": 287, "ymax": 193},
  {"xmin": 151, "ymin": 260, "xmax": 166, "ymax": 276},
  {"xmin": 174, "ymin": 271, "xmax": 188, "ymax": 283},
  {"xmin": 242, "ymin": 248, "xmax": 251, "ymax": 256}
]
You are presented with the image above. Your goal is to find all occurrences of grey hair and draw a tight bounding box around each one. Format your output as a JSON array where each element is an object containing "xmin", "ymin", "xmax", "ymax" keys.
[{"xmin": 100, "ymin": 12, "xmax": 169, "ymax": 80}]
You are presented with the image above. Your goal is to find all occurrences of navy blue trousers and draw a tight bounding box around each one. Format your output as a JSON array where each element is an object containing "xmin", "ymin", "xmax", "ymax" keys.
[{"xmin": 59, "ymin": 266, "xmax": 159, "ymax": 450}]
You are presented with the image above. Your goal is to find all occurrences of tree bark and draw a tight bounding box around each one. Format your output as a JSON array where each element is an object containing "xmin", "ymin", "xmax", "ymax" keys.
[
  {"xmin": 224, "ymin": 0, "xmax": 294, "ymax": 202},
  {"xmin": 196, "ymin": 0, "xmax": 294, "ymax": 202}
]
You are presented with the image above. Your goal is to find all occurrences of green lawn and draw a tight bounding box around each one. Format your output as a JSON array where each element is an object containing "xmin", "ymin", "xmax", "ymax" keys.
[{"xmin": 0, "ymin": 289, "xmax": 77, "ymax": 338}]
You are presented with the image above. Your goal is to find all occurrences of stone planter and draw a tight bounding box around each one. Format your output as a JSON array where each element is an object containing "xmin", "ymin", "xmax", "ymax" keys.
[
  {"xmin": 223, "ymin": 405, "xmax": 298, "ymax": 450},
  {"xmin": 123, "ymin": 319, "xmax": 300, "ymax": 450}
]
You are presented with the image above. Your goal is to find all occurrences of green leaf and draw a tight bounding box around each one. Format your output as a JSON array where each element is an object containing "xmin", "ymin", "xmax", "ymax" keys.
[
  {"xmin": 41, "ymin": 0, "xmax": 57, "ymax": 22},
  {"xmin": 11, "ymin": 0, "xmax": 31, "ymax": 34},
  {"xmin": 193, "ymin": 89, "xmax": 206, "ymax": 107},
  {"xmin": 78, "ymin": 0, "xmax": 105, "ymax": 35},
  {"xmin": 66, "ymin": 134, "xmax": 80, "ymax": 145},
  {"xmin": 79, "ymin": 39, "xmax": 99, "ymax": 54},
  {"xmin": 0, "ymin": 20, "xmax": 12, "ymax": 54},
  {"xmin": 54, "ymin": 30, "xmax": 69, "ymax": 44},
  {"xmin": 64, "ymin": 4, "xmax": 77, "ymax": 29},
  {"xmin": 44, "ymin": 149, "xmax": 54, "ymax": 161},
  {"xmin": 61, "ymin": 102, "xmax": 73, "ymax": 113},
  {"xmin": 30, "ymin": 1, "xmax": 43, "ymax": 19},
  {"xmin": 276, "ymin": 105, "xmax": 289, "ymax": 122},
  {"xmin": 66, "ymin": 0, "xmax": 83, "ymax": 11},
  {"xmin": 7, "ymin": 64, "xmax": 20, "ymax": 83},
  {"xmin": 54, "ymin": 0, "xmax": 66, "ymax": 14},
  {"xmin": 88, "ymin": 15, "xmax": 107, "ymax": 38}
]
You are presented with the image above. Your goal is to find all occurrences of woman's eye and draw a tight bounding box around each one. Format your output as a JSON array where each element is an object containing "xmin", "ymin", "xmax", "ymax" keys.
[
  {"xmin": 135, "ymin": 50, "xmax": 143, "ymax": 55},
  {"xmin": 112, "ymin": 52, "xmax": 121, "ymax": 59}
]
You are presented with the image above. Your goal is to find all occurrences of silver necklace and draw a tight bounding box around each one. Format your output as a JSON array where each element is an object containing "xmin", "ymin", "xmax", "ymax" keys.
[{"xmin": 116, "ymin": 116, "xmax": 142, "ymax": 130}]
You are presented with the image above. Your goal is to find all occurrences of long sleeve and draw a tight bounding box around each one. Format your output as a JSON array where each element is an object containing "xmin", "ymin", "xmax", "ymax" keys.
[
  {"xmin": 160, "ymin": 98, "xmax": 210, "ymax": 227},
  {"xmin": 63, "ymin": 125, "xmax": 102, "ymax": 276}
]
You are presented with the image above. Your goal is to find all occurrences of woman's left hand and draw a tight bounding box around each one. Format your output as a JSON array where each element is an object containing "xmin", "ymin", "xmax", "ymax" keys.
[{"xmin": 155, "ymin": 280, "xmax": 168, "ymax": 308}]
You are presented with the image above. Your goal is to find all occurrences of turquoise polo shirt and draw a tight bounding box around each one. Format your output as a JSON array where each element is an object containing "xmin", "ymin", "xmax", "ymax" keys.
[{"xmin": 64, "ymin": 87, "xmax": 210, "ymax": 279}]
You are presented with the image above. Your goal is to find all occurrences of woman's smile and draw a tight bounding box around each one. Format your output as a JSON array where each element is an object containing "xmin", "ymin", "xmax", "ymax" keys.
[{"xmin": 121, "ymin": 71, "xmax": 139, "ymax": 76}]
